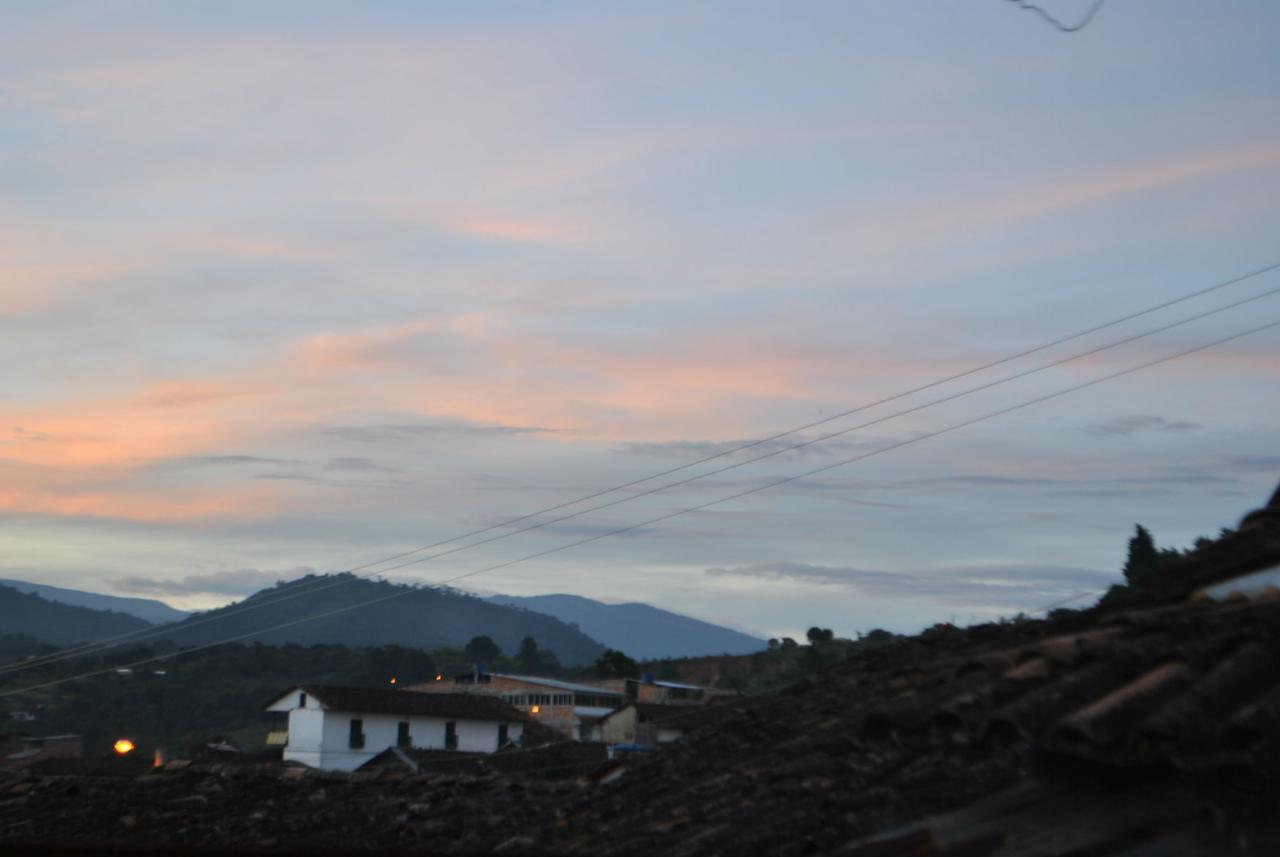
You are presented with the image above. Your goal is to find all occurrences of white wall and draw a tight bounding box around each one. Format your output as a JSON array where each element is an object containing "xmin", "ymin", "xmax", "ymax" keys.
[
  {"xmin": 287, "ymin": 708, "xmax": 325, "ymax": 752},
  {"xmin": 280, "ymin": 705, "xmax": 525, "ymax": 771}
]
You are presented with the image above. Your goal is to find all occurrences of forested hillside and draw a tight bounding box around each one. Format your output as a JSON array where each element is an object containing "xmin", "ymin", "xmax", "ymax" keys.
[
  {"xmin": 0, "ymin": 579, "xmax": 189, "ymax": 624},
  {"xmin": 0, "ymin": 585, "xmax": 152, "ymax": 645},
  {"xmin": 1, "ymin": 641, "xmax": 443, "ymax": 754},
  {"xmin": 153, "ymin": 574, "xmax": 606, "ymax": 666},
  {"xmin": 488, "ymin": 593, "xmax": 765, "ymax": 659}
]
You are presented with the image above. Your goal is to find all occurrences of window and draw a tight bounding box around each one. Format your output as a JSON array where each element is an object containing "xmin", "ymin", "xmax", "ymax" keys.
[
  {"xmin": 349, "ymin": 718, "xmax": 365, "ymax": 749},
  {"xmin": 497, "ymin": 723, "xmax": 509, "ymax": 749},
  {"xmin": 299, "ymin": 691, "xmax": 307, "ymax": 708},
  {"xmin": 397, "ymin": 721, "xmax": 411, "ymax": 748},
  {"xmin": 444, "ymin": 720, "xmax": 457, "ymax": 750}
]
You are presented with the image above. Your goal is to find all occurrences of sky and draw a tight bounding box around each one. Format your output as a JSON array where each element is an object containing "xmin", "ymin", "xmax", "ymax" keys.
[{"xmin": 1, "ymin": 0, "xmax": 1278, "ymax": 643}]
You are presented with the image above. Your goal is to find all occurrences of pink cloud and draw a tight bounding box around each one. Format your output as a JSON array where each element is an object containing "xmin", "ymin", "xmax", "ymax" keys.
[
  {"xmin": 832, "ymin": 143, "xmax": 1280, "ymax": 257},
  {"xmin": 0, "ymin": 484, "xmax": 283, "ymax": 524},
  {"xmin": 442, "ymin": 216, "xmax": 587, "ymax": 246}
]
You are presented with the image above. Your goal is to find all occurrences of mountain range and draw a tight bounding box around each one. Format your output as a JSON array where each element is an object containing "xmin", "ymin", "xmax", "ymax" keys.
[
  {"xmin": 0, "ymin": 578, "xmax": 189, "ymax": 625},
  {"xmin": 486, "ymin": 593, "xmax": 765, "ymax": 659},
  {"xmin": 0, "ymin": 583, "xmax": 152, "ymax": 645},
  {"xmin": 148, "ymin": 574, "xmax": 607, "ymax": 665},
  {"xmin": 0, "ymin": 575, "xmax": 765, "ymax": 662}
]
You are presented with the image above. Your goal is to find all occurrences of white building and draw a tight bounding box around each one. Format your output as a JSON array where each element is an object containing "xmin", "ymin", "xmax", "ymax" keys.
[
  {"xmin": 408, "ymin": 672, "xmax": 625, "ymax": 741},
  {"xmin": 264, "ymin": 684, "xmax": 526, "ymax": 772}
]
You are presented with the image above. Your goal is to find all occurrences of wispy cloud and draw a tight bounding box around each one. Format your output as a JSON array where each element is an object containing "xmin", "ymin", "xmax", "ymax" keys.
[
  {"xmin": 901, "ymin": 472, "xmax": 1235, "ymax": 491},
  {"xmin": 1083, "ymin": 415, "xmax": 1202, "ymax": 437},
  {"xmin": 322, "ymin": 422, "xmax": 556, "ymax": 443},
  {"xmin": 910, "ymin": 474, "xmax": 1066, "ymax": 487},
  {"xmin": 322, "ymin": 457, "xmax": 401, "ymax": 473},
  {"xmin": 150, "ymin": 454, "xmax": 303, "ymax": 469},
  {"xmin": 1219, "ymin": 455, "xmax": 1280, "ymax": 474},
  {"xmin": 437, "ymin": 215, "xmax": 588, "ymax": 246},
  {"xmin": 616, "ymin": 434, "xmax": 873, "ymax": 460},
  {"xmin": 253, "ymin": 471, "xmax": 412, "ymax": 490},
  {"xmin": 830, "ymin": 143, "xmax": 1280, "ymax": 261},
  {"xmin": 706, "ymin": 561, "xmax": 1117, "ymax": 609},
  {"xmin": 112, "ymin": 567, "xmax": 313, "ymax": 598},
  {"xmin": 0, "ymin": 485, "xmax": 282, "ymax": 524}
]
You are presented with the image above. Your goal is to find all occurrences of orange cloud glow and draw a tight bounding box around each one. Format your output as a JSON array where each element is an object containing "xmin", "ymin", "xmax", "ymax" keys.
[
  {"xmin": 446, "ymin": 216, "xmax": 586, "ymax": 246},
  {"xmin": 0, "ymin": 483, "xmax": 284, "ymax": 524}
]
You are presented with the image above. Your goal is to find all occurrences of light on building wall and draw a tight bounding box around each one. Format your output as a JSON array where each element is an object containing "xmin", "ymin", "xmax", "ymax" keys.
[
  {"xmin": 530, "ymin": 705, "xmax": 541, "ymax": 715},
  {"xmin": 113, "ymin": 739, "xmax": 135, "ymax": 755},
  {"xmin": 389, "ymin": 677, "xmax": 397, "ymax": 685},
  {"xmin": 435, "ymin": 674, "xmax": 444, "ymax": 682}
]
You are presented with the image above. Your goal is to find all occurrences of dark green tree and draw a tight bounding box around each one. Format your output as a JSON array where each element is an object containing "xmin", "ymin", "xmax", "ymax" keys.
[
  {"xmin": 806, "ymin": 627, "xmax": 835, "ymax": 645},
  {"xmin": 594, "ymin": 648, "xmax": 639, "ymax": 678},
  {"xmin": 464, "ymin": 635, "xmax": 502, "ymax": 665},
  {"xmin": 1122, "ymin": 524, "xmax": 1161, "ymax": 589},
  {"xmin": 516, "ymin": 637, "xmax": 542, "ymax": 673}
]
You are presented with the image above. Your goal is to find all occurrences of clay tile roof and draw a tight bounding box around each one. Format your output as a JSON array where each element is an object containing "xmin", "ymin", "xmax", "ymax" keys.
[
  {"xmin": 872, "ymin": 597, "xmax": 1280, "ymax": 773},
  {"xmin": 602, "ymin": 702, "xmax": 693, "ymax": 724},
  {"xmin": 651, "ymin": 700, "xmax": 741, "ymax": 732},
  {"xmin": 277, "ymin": 685, "xmax": 525, "ymax": 722}
]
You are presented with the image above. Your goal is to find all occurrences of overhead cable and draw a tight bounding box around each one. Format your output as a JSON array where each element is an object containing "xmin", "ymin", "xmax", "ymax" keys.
[
  {"xmin": 4, "ymin": 262, "xmax": 1278, "ymax": 677},
  {"xmin": 1007, "ymin": 0, "xmax": 1106, "ymax": 33},
  {"xmin": 5, "ymin": 262, "xmax": 1276, "ymax": 676},
  {"xmin": 5, "ymin": 315, "xmax": 1276, "ymax": 698}
]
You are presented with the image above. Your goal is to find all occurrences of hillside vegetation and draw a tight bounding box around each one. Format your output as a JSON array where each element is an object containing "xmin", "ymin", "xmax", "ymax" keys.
[
  {"xmin": 152, "ymin": 574, "xmax": 607, "ymax": 667},
  {"xmin": 0, "ymin": 585, "xmax": 151, "ymax": 645},
  {"xmin": 487, "ymin": 593, "xmax": 765, "ymax": 659}
]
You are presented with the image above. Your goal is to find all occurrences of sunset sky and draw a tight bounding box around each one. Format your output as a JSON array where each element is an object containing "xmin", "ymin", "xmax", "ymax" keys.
[{"xmin": 2, "ymin": 1, "xmax": 1278, "ymax": 641}]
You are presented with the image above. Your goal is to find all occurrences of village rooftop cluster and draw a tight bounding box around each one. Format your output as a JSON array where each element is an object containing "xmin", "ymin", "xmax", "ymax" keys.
[{"xmin": 263, "ymin": 670, "xmax": 735, "ymax": 772}]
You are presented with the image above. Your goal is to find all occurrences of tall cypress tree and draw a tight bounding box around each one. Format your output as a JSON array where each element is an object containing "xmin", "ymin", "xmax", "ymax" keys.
[{"xmin": 1123, "ymin": 524, "xmax": 1161, "ymax": 589}]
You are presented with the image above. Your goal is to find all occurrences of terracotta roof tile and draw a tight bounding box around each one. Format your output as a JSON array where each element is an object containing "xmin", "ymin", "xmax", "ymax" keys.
[{"xmin": 282, "ymin": 685, "xmax": 525, "ymax": 722}]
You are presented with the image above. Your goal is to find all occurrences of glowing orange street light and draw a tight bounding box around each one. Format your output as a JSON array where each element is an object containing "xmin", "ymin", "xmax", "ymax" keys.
[
  {"xmin": 389, "ymin": 677, "xmax": 398, "ymax": 685},
  {"xmin": 113, "ymin": 739, "xmax": 136, "ymax": 755},
  {"xmin": 530, "ymin": 705, "xmax": 541, "ymax": 715},
  {"xmin": 435, "ymin": 674, "xmax": 443, "ymax": 682}
]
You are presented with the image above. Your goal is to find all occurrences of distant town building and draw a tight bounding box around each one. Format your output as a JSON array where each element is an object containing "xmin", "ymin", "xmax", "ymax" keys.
[
  {"xmin": 408, "ymin": 673, "xmax": 626, "ymax": 741},
  {"xmin": 593, "ymin": 675, "xmax": 725, "ymax": 705},
  {"xmin": 592, "ymin": 699, "xmax": 739, "ymax": 746},
  {"xmin": 594, "ymin": 702, "xmax": 690, "ymax": 745},
  {"xmin": 264, "ymin": 685, "xmax": 525, "ymax": 772}
]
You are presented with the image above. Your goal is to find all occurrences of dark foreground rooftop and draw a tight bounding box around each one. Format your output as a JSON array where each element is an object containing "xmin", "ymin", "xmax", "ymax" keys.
[{"xmin": 7, "ymin": 595, "xmax": 1280, "ymax": 855}]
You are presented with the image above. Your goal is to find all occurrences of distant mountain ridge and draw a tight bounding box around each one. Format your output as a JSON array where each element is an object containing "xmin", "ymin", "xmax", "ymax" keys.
[
  {"xmin": 0, "ymin": 584, "xmax": 153, "ymax": 645},
  {"xmin": 0, "ymin": 578, "xmax": 189, "ymax": 625},
  {"xmin": 485, "ymin": 593, "xmax": 766, "ymax": 659},
  {"xmin": 0, "ymin": 575, "xmax": 763, "ymax": 664},
  {"xmin": 153, "ymin": 574, "xmax": 607, "ymax": 666}
]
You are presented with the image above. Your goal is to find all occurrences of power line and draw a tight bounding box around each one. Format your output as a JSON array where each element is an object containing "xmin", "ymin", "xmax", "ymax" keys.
[
  {"xmin": 5, "ymin": 316, "xmax": 1276, "ymax": 698},
  {"xmin": 1007, "ymin": 0, "xmax": 1106, "ymax": 33},
  {"xmin": 423, "ymin": 319, "xmax": 1280, "ymax": 591},
  {"xmin": 335, "ymin": 282, "xmax": 1280, "ymax": 581},
  {"xmin": 6, "ymin": 262, "xmax": 1276, "ymax": 677},
  {"xmin": 5, "ymin": 263, "xmax": 1278, "ymax": 677}
]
